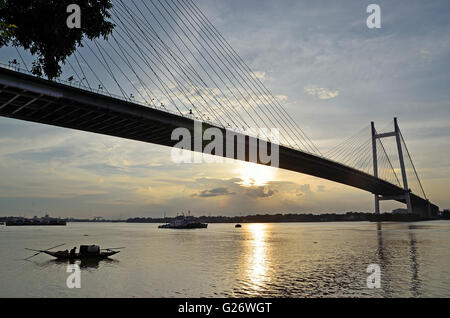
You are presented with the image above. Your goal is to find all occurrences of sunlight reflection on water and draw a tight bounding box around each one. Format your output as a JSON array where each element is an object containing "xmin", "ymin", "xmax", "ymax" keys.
[
  {"xmin": 1, "ymin": 221, "xmax": 449, "ymax": 297},
  {"xmin": 246, "ymin": 224, "xmax": 268, "ymax": 292}
]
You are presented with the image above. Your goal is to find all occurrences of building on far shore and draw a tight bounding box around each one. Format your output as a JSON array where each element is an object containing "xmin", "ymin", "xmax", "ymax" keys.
[{"xmin": 442, "ymin": 209, "xmax": 450, "ymax": 219}]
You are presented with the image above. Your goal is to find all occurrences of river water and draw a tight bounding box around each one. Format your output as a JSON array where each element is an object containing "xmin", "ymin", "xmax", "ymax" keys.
[{"xmin": 0, "ymin": 221, "xmax": 449, "ymax": 297}]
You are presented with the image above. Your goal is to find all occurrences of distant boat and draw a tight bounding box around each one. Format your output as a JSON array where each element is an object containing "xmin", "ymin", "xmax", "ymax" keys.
[
  {"xmin": 235, "ymin": 224, "xmax": 242, "ymax": 228},
  {"xmin": 25, "ymin": 244, "xmax": 123, "ymax": 260},
  {"xmin": 159, "ymin": 215, "xmax": 207, "ymax": 229}
]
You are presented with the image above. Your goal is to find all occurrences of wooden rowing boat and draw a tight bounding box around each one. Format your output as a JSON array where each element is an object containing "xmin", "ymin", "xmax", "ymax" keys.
[{"xmin": 43, "ymin": 250, "xmax": 119, "ymax": 260}]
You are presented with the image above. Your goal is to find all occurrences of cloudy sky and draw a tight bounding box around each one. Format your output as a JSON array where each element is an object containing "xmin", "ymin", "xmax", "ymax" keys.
[{"xmin": 0, "ymin": 0, "xmax": 449, "ymax": 218}]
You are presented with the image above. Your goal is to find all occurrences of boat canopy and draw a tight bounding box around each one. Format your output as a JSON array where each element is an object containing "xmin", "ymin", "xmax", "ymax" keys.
[{"xmin": 80, "ymin": 245, "xmax": 100, "ymax": 254}]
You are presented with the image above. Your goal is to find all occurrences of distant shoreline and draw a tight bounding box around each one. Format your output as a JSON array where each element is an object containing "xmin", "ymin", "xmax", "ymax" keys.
[{"xmin": 2, "ymin": 212, "xmax": 448, "ymax": 225}]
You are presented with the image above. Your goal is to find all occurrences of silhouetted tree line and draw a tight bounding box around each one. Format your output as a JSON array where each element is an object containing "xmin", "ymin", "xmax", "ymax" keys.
[
  {"xmin": 1, "ymin": 211, "xmax": 443, "ymax": 224},
  {"xmin": 126, "ymin": 212, "xmax": 434, "ymax": 223}
]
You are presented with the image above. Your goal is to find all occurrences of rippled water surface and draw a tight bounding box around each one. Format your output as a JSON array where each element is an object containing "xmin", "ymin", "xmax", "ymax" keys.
[{"xmin": 1, "ymin": 221, "xmax": 449, "ymax": 297}]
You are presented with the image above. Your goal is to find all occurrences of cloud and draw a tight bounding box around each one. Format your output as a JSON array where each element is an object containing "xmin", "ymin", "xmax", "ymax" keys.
[
  {"xmin": 195, "ymin": 187, "xmax": 235, "ymax": 197},
  {"xmin": 7, "ymin": 146, "xmax": 75, "ymax": 162},
  {"xmin": 275, "ymin": 94, "xmax": 288, "ymax": 103},
  {"xmin": 304, "ymin": 85, "xmax": 339, "ymax": 100},
  {"xmin": 251, "ymin": 71, "xmax": 266, "ymax": 80},
  {"xmin": 192, "ymin": 178, "xmax": 277, "ymax": 199},
  {"xmin": 419, "ymin": 48, "xmax": 432, "ymax": 61},
  {"xmin": 77, "ymin": 163, "xmax": 125, "ymax": 175},
  {"xmin": 191, "ymin": 177, "xmax": 284, "ymax": 200},
  {"xmin": 244, "ymin": 186, "xmax": 276, "ymax": 198},
  {"xmin": 300, "ymin": 184, "xmax": 311, "ymax": 193}
]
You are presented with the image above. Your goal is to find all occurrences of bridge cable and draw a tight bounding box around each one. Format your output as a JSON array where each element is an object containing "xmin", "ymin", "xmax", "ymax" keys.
[
  {"xmin": 74, "ymin": 49, "xmax": 111, "ymax": 95},
  {"xmin": 86, "ymin": 40, "xmax": 127, "ymax": 99},
  {"xmin": 399, "ymin": 130, "xmax": 427, "ymax": 199},
  {"xmin": 109, "ymin": 25, "xmax": 200, "ymax": 118},
  {"xmin": 324, "ymin": 124, "xmax": 370, "ymax": 158},
  {"xmin": 184, "ymin": 0, "xmax": 323, "ymax": 155},
  {"xmin": 113, "ymin": 6, "xmax": 224, "ymax": 125},
  {"xmin": 107, "ymin": 36, "xmax": 156, "ymax": 105},
  {"xmin": 112, "ymin": 6, "xmax": 211, "ymax": 121},
  {"xmin": 180, "ymin": 0, "xmax": 319, "ymax": 153},
  {"xmin": 171, "ymin": 0, "xmax": 305, "ymax": 151},
  {"xmin": 93, "ymin": 39, "xmax": 154, "ymax": 105},
  {"xmin": 73, "ymin": 51, "xmax": 92, "ymax": 89},
  {"xmin": 127, "ymin": 5, "xmax": 242, "ymax": 128},
  {"xmin": 136, "ymin": 0, "xmax": 254, "ymax": 130},
  {"xmin": 376, "ymin": 135, "xmax": 401, "ymax": 186},
  {"xmin": 116, "ymin": 0, "xmax": 317, "ymax": 150},
  {"xmin": 65, "ymin": 59, "xmax": 85, "ymax": 85},
  {"xmin": 118, "ymin": 0, "xmax": 247, "ymax": 130},
  {"xmin": 107, "ymin": 10, "xmax": 189, "ymax": 116},
  {"xmin": 327, "ymin": 128, "xmax": 371, "ymax": 165},
  {"xmin": 112, "ymin": 4, "xmax": 226, "ymax": 124},
  {"xmin": 151, "ymin": 0, "xmax": 275, "ymax": 143},
  {"xmin": 14, "ymin": 46, "xmax": 29, "ymax": 72}
]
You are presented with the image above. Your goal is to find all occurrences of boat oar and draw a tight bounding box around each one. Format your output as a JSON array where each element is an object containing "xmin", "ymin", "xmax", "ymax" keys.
[
  {"xmin": 24, "ymin": 251, "xmax": 43, "ymax": 261},
  {"xmin": 24, "ymin": 248, "xmax": 42, "ymax": 252},
  {"xmin": 24, "ymin": 243, "xmax": 66, "ymax": 260},
  {"xmin": 102, "ymin": 247, "xmax": 126, "ymax": 250}
]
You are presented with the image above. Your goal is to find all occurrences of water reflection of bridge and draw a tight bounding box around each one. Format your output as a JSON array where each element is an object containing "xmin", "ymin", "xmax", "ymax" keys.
[{"xmin": 376, "ymin": 223, "xmax": 422, "ymax": 297}]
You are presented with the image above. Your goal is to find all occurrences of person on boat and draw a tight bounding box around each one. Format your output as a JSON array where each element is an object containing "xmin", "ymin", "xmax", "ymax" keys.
[{"xmin": 70, "ymin": 247, "xmax": 76, "ymax": 256}]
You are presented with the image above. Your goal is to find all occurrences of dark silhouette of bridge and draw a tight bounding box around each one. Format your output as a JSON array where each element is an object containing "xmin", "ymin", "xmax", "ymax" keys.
[
  {"xmin": 0, "ymin": 0, "xmax": 439, "ymax": 217},
  {"xmin": 0, "ymin": 67, "xmax": 438, "ymax": 216}
]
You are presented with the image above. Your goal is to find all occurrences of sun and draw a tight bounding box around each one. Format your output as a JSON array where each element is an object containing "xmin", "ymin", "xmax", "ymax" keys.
[{"xmin": 238, "ymin": 162, "xmax": 277, "ymax": 187}]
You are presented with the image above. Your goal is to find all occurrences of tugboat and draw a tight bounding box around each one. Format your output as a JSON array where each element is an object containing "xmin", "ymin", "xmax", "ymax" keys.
[
  {"xmin": 25, "ymin": 244, "xmax": 123, "ymax": 260},
  {"xmin": 159, "ymin": 213, "xmax": 207, "ymax": 229}
]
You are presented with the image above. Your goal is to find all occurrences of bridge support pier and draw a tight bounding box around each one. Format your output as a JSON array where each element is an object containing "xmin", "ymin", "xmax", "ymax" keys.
[
  {"xmin": 371, "ymin": 118, "xmax": 412, "ymax": 214},
  {"xmin": 374, "ymin": 195, "xmax": 380, "ymax": 214}
]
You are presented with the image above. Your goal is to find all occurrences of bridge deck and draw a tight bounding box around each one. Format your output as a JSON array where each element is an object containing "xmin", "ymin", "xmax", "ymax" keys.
[{"xmin": 0, "ymin": 67, "xmax": 438, "ymax": 216}]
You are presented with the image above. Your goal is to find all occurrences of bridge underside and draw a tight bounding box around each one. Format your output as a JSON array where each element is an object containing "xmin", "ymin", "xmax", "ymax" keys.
[{"xmin": 0, "ymin": 68, "xmax": 439, "ymax": 217}]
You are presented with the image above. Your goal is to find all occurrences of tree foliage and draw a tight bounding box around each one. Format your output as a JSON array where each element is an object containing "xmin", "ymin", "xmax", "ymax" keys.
[
  {"xmin": 0, "ymin": 1, "xmax": 16, "ymax": 46},
  {"xmin": 0, "ymin": 21, "xmax": 15, "ymax": 46},
  {"xmin": 0, "ymin": 0, "xmax": 114, "ymax": 79}
]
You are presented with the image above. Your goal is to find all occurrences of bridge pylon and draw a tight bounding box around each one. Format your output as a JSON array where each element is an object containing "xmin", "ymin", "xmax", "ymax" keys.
[{"xmin": 371, "ymin": 118, "xmax": 412, "ymax": 214}]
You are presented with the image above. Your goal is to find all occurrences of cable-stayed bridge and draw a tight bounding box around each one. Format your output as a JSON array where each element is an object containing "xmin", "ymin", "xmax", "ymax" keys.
[{"xmin": 0, "ymin": 0, "xmax": 439, "ymax": 216}]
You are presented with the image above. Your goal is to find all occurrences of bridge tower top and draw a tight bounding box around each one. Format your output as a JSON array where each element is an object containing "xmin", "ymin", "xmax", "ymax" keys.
[{"xmin": 371, "ymin": 118, "xmax": 413, "ymax": 214}]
